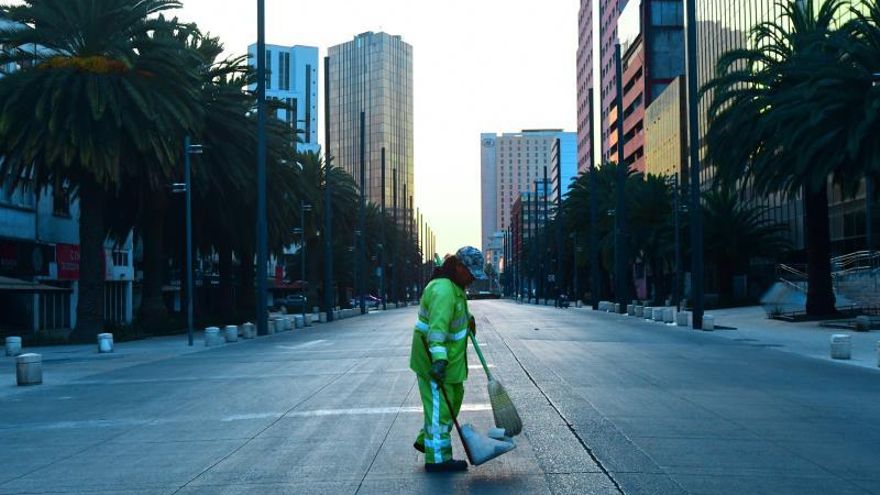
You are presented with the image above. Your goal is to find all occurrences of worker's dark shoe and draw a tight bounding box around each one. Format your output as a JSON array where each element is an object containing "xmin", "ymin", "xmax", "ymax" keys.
[
  {"xmin": 425, "ymin": 460, "xmax": 468, "ymax": 472},
  {"xmin": 413, "ymin": 441, "xmax": 425, "ymax": 453}
]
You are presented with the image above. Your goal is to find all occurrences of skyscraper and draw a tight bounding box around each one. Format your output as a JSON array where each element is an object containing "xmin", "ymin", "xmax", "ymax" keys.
[
  {"xmin": 576, "ymin": 0, "xmax": 595, "ymax": 174},
  {"xmin": 247, "ymin": 43, "xmax": 319, "ymax": 154},
  {"xmin": 481, "ymin": 130, "xmax": 574, "ymax": 266},
  {"xmin": 327, "ymin": 32, "xmax": 414, "ymax": 211}
]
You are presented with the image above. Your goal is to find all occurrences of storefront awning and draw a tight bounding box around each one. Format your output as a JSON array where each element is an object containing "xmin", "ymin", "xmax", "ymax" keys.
[{"xmin": 0, "ymin": 276, "xmax": 70, "ymax": 292}]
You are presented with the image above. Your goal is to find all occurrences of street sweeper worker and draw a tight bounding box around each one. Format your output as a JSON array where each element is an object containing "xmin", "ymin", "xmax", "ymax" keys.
[{"xmin": 410, "ymin": 246, "xmax": 487, "ymax": 472}]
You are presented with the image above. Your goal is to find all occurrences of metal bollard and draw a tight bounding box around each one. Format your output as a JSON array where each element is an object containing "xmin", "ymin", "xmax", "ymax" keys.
[
  {"xmin": 16, "ymin": 353, "xmax": 42, "ymax": 386},
  {"xmin": 97, "ymin": 333, "xmax": 114, "ymax": 353},
  {"xmin": 224, "ymin": 325, "xmax": 238, "ymax": 343},
  {"xmin": 5, "ymin": 336, "xmax": 22, "ymax": 357},
  {"xmin": 204, "ymin": 327, "xmax": 221, "ymax": 347},
  {"xmin": 830, "ymin": 334, "xmax": 851, "ymax": 360}
]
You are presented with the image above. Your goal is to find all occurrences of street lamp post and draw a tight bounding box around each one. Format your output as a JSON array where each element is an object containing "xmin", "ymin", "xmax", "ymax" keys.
[
  {"xmin": 173, "ymin": 137, "xmax": 203, "ymax": 346},
  {"xmin": 256, "ymin": 0, "xmax": 269, "ymax": 336},
  {"xmin": 295, "ymin": 201, "xmax": 312, "ymax": 322},
  {"xmin": 685, "ymin": 0, "xmax": 705, "ymax": 329},
  {"xmin": 358, "ymin": 111, "xmax": 366, "ymax": 315},
  {"xmin": 614, "ymin": 43, "xmax": 629, "ymax": 314},
  {"xmin": 589, "ymin": 88, "xmax": 600, "ymax": 310},
  {"xmin": 868, "ymin": 74, "xmax": 880, "ymax": 253}
]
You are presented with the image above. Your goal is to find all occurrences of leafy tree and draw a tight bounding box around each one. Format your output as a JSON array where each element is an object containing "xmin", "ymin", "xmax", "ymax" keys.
[
  {"xmin": 0, "ymin": 0, "xmax": 201, "ymax": 339},
  {"xmin": 703, "ymin": 0, "xmax": 849, "ymax": 315},
  {"xmin": 702, "ymin": 189, "xmax": 791, "ymax": 302}
]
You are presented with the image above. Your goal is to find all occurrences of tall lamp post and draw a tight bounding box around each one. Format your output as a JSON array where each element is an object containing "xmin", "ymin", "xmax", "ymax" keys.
[
  {"xmin": 868, "ymin": 73, "xmax": 880, "ymax": 253},
  {"xmin": 685, "ymin": 0, "xmax": 705, "ymax": 329},
  {"xmin": 256, "ymin": 0, "xmax": 269, "ymax": 336},
  {"xmin": 173, "ymin": 137, "xmax": 202, "ymax": 346},
  {"xmin": 294, "ymin": 201, "xmax": 312, "ymax": 322}
]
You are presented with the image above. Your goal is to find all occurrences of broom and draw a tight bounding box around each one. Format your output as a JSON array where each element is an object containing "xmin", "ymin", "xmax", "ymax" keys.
[{"xmin": 469, "ymin": 330, "xmax": 522, "ymax": 437}]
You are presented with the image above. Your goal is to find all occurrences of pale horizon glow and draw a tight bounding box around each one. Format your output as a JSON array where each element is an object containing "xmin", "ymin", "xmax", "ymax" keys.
[{"xmin": 173, "ymin": 1, "xmax": 578, "ymax": 255}]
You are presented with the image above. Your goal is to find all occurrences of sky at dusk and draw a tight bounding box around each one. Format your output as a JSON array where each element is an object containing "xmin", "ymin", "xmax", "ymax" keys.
[{"xmin": 171, "ymin": 1, "xmax": 578, "ymax": 255}]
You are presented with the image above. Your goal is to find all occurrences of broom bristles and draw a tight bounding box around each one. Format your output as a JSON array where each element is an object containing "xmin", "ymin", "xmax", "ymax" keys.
[{"xmin": 487, "ymin": 377, "xmax": 522, "ymax": 436}]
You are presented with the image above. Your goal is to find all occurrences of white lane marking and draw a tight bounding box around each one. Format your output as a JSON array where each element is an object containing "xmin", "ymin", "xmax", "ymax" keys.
[
  {"xmin": 0, "ymin": 404, "xmax": 494, "ymax": 431},
  {"xmin": 277, "ymin": 340, "xmax": 327, "ymax": 350}
]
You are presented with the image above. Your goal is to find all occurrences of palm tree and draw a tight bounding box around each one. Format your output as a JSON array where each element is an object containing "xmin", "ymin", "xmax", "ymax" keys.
[
  {"xmin": 629, "ymin": 174, "xmax": 674, "ymax": 304},
  {"xmin": 703, "ymin": 0, "xmax": 848, "ymax": 315},
  {"xmin": 702, "ymin": 189, "xmax": 792, "ymax": 303},
  {"xmin": 0, "ymin": 0, "xmax": 201, "ymax": 340}
]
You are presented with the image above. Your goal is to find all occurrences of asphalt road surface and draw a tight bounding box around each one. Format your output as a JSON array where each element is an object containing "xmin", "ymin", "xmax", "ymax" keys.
[{"xmin": 1, "ymin": 300, "xmax": 878, "ymax": 494}]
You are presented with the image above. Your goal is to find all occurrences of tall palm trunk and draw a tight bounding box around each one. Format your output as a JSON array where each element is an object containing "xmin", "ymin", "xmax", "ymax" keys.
[
  {"xmin": 804, "ymin": 185, "xmax": 836, "ymax": 315},
  {"xmin": 70, "ymin": 178, "xmax": 105, "ymax": 342},
  {"xmin": 238, "ymin": 246, "xmax": 255, "ymax": 313},
  {"xmin": 138, "ymin": 196, "xmax": 169, "ymax": 327},
  {"xmin": 218, "ymin": 245, "xmax": 234, "ymax": 320}
]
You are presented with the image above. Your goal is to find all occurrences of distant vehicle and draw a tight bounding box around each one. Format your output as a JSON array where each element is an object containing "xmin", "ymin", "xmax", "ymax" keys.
[
  {"xmin": 279, "ymin": 294, "xmax": 306, "ymax": 310},
  {"xmin": 350, "ymin": 295, "xmax": 382, "ymax": 309}
]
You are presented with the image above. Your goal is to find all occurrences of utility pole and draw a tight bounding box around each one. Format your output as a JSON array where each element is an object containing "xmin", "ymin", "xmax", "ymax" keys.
[
  {"xmin": 255, "ymin": 0, "xmax": 269, "ymax": 335},
  {"xmin": 685, "ymin": 0, "xmax": 705, "ymax": 329},
  {"xmin": 323, "ymin": 56, "xmax": 334, "ymax": 321}
]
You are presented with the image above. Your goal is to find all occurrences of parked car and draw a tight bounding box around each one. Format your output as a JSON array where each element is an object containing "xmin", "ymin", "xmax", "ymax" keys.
[
  {"xmin": 279, "ymin": 294, "xmax": 306, "ymax": 310},
  {"xmin": 349, "ymin": 295, "xmax": 382, "ymax": 309}
]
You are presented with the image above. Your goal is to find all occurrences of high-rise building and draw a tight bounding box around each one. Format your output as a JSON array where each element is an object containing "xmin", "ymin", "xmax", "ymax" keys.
[
  {"xmin": 608, "ymin": 0, "xmax": 684, "ymax": 172},
  {"xmin": 695, "ymin": 1, "xmax": 871, "ymax": 254},
  {"xmin": 576, "ymin": 0, "xmax": 595, "ymax": 174},
  {"xmin": 550, "ymin": 134, "xmax": 579, "ymax": 207},
  {"xmin": 247, "ymin": 43, "xmax": 320, "ymax": 154},
  {"xmin": 480, "ymin": 130, "xmax": 567, "ymax": 259},
  {"xmin": 327, "ymin": 32, "xmax": 414, "ymax": 211},
  {"xmin": 645, "ymin": 75, "xmax": 686, "ymax": 179}
]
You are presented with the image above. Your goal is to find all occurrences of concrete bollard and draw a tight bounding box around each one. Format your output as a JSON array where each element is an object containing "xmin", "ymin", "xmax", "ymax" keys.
[
  {"xmin": 204, "ymin": 327, "xmax": 222, "ymax": 347},
  {"xmin": 876, "ymin": 341, "xmax": 879, "ymax": 368},
  {"xmin": 653, "ymin": 308, "xmax": 664, "ymax": 322},
  {"xmin": 635, "ymin": 306, "xmax": 644, "ymax": 318},
  {"xmin": 294, "ymin": 315, "xmax": 304, "ymax": 329},
  {"xmin": 239, "ymin": 322, "xmax": 253, "ymax": 339},
  {"xmin": 5, "ymin": 336, "xmax": 22, "ymax": 357},
  {"xmin": 677, "ymin": 311, "xmax": 690, "ymax": 327},
  {"xmin": 830, "ymin": 334, "xmax": 851, "ymax": 360},
  {"xmin": 275, "ymin": 318, "xmax": 286, "ymax": 333},
  {"xmin": 663, "ymin": 308, "xmax": 675, "ymax": 324},
  {"xmin": 305, "ymin": 314, "xmax": 314, "ymax": 327},
  {"xmin": 644, "ymin": 307, "xmax": 654, "ymax": 320},
  {"xmin": 15, "ymin": 353, "xmax": 42, "ymax": 386},
  {"xmin": 97, "ymin": 333, "xmax": 114, "ymax": 353},
  {"xmin": 703, "ymin": 315, "xmax": 715, "ymax": 331},
  {"xmin": 224, "ymin": 325, "xmax": 238, "ymax": 343},
  {"xmin": 319, "ymin": 312, "xmax": 327, "ymax": 323},
  {"xmin": 855, "ymin": 315, "xmax": 871, "ymax": 332},
  {"xmin": 627, "ymin": 304, "xmax": 635, "ymax": 316}
]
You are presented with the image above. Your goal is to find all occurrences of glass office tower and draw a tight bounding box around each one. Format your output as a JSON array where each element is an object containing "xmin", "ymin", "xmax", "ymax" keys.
[{"xmin": 327, "ymin": 32, "xmax": 414, "ymax": 212}]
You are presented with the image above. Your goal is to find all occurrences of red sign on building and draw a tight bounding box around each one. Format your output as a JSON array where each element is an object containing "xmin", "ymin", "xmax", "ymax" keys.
[{"xmin": 56, "ymin": 243, "xmax": 80, "ymax": 281}]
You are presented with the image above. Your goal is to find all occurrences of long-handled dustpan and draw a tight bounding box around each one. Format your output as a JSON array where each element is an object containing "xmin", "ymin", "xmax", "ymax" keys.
[
  {"xmin": 469, "ymin": 331, "xmax": 523, "ymax": 437},
  {"xmin": 421, "ymin": 337, "xmax": 515, "ymax": 466}
]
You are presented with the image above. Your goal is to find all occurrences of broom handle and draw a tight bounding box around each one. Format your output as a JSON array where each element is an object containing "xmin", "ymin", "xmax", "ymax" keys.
[
  {"xmin": 421, "ymin": 336, "xmax": 475, "ymax": 466},
  {"xmin": 468, "ymin": 331, "xmax": 494, "ymax": 380}
]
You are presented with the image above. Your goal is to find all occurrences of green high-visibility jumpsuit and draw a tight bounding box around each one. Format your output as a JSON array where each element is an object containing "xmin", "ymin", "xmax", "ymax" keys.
[{"xmin": 410, "ymin": 277, "xmax": 471, "ymax": 464}]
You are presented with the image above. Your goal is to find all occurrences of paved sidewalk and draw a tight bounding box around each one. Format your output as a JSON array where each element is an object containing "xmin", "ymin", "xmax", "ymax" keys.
[{"xmin": 515, "ymin": 299, "xmax": 880, "ymax": 372}]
